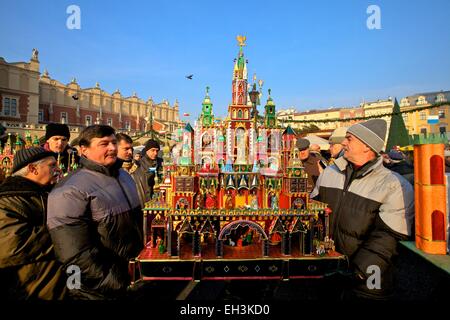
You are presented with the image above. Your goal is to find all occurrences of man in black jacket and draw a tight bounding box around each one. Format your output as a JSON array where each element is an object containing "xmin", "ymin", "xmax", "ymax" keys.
[
  {"xmin": 312, "ymin": 119, "xmax": 414, "ymax": 300},
  {"xmin": 0, "ymin": 147, "xmax": 67, "ymax": 300},
  {"xmin": 47, "ymin": 125, "xmax": 143, "ymax": 300},
  {"xmin": 132, "ymin": 139, "xmax": 163, "ymax": 206},
  {"xmin": 42, "ymin": 123, "xmax": 79, "ymax": 175}
]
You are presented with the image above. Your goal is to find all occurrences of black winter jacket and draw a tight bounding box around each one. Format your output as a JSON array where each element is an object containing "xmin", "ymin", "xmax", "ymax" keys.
[{"xmin": 0, "ymin": 176, "xmax": 67, "ymax": 300}]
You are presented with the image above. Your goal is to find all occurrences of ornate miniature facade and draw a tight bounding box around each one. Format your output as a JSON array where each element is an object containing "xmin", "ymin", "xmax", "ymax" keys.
[{"xmin": 137, "ymin": 37, "xmax": 345, "ymax": 281}]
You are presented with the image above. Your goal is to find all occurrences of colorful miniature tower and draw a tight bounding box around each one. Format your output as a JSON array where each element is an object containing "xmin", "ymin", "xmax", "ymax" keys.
[
  {"xmin": 180, "ymin": 123, "xmax": 194, "ymax": 166},
  {"xmin": 201, "ymin": 86, "xmax": 214, "ymax": 127},
  {"xmin": 227, "ymin": 35, "xmax": 254, "ymax": 166},
  {"xmin": 14, "ymin": 138, "xmax": 23, "ymax": 154},
  {"xmin": 282, "ymin": 125, "xmax": 297, "ymax": 173},
  {"xmin": 264, "ymin": 89, "xmax": 277, "ymax": 128},
  {"xmin": 32, "ymin": 135, "xmax": 40, "ymax": 147},
  {"xmin": 412, "ymin": 134, "xmax": 448, "ymax": 254},
  {"xmin": 25, "ymin": 131, "xmax": 33, "ymax": 148}
]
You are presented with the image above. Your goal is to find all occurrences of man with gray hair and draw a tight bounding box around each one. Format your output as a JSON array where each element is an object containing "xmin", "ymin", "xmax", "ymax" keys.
[
  {"xmin": 0, "ymin": 147, "xmax": 67, "ymax": 300},
  {"xmin": 311, "ymin": 119, "xmax": 414, "ymax": 300}
]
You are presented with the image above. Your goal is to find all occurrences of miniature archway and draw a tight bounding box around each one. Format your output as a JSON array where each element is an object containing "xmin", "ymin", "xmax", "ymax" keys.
[
  {"xmin": 201, "ymin": 156, "xmax": 213, "ymax": 167},
  {"xmin": 218, "ymin": 220, "xmax": 268, "ymax": 241}
]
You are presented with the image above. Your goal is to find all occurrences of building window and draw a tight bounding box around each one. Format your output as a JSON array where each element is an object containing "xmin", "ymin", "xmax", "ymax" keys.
[
  {"xmin": 38, "ymin": 109, "xmax": 44, "ymax": 122},
  {"xmin": 2, "ymin": 97, "xmax": 19, "ymax": 117},
  {"xmin": 439, "ymin": 110, "xmax": 445, "ymax": 119},
  {"xmin": 420, "ymin": 128, "xmax": 427, "ymax": 135},
  {"xmin": 85, "ymin": 115, "xmax": 92, "ymax": 126},
  {"xmin": 107, "ymin": 118, "xmax": 113, "ymax": 126},
  {"xmin": 125, "ymin": 121, "xmax": 130, "ymax": 130},
  {"xmin": 419, "ymin": 112, "xmax": 426, "ymax": 120},
  {"xmin": 417, "ymin": 96, "xmax": 427, "ymax": 105},
  {"xmin": 10, "ymin": 98, "xmax": 17, "ymax": 117},
  {"xmin": 436, "ymin": 94, "xmax": 446, "ymax": 103},
  {"xmin": 400, "ymin": 98, "xmax": 409, "ymax": 107},
  {"xmin": 60, "ymin": 112, "xmax": 68, "ymax": 124},
  {"xmin": 440, "ymin": 126, "xmax": 446, "ymax": 134},
  {"xmin": 402, "ymin": 113, "xmax": 408, "ymax": 122}
]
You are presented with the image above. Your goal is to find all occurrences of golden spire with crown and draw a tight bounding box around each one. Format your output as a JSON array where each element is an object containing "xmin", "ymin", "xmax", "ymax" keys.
[{"xmin": 236, "ymin": 35, "xmax": 246, "ymax": 47}]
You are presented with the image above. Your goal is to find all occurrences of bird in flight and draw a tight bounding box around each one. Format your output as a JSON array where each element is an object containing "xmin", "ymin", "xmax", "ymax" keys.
[
  {"xmin": 185, "ymin": 74, "xmax": 193, "ymax": 80},
  {"xmin": 72, "ymin": 94, "xmax": 79, "ymax": 100}
]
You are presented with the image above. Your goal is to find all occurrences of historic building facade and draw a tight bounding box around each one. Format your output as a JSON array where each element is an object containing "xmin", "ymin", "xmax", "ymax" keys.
[
  {"xmin": 400, "ymin": 91, "xmax": 450, "ymax": 136},
  {"xmin": 277, "ymin": 92, "xmax": 450, "ymax": 140},
  {"xmin": 0, "ymin": 49, "xmax": 182, "ymax": 140}
]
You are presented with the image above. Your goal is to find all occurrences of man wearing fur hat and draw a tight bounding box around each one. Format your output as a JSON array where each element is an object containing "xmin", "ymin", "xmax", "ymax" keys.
[
  {"xmin": 0, "ymin": 147, "xmax": 66, "ymax": 300},
  {"xmin": 43, "ymin": 123, "xmax": 79, "ymax": 174},
  {"xmin": 132, "ymin": 139, "xmax": 163, "ymax": 205},
  {"xmin": 311, "ymin": 119, "xmax": 414, "ymax": 300}
]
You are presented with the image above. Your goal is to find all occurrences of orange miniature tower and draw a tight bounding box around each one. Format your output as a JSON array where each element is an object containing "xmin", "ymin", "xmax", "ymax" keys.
[{"xmin": 413, "ymin": 134, "xmax": 448, "ymax": 254}]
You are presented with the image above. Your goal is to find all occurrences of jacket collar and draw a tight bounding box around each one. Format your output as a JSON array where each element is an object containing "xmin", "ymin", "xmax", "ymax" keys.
[
  {"xmin": 0, "ymin": 176, "xmax": 52, "ymax": 195},
  {"xmin": 335, "ymin": 155, "xmax": 383, "ymax": 178},
  {"xmin": 79, "ymin": 156, "xmax": 123, "ymax": 177}
]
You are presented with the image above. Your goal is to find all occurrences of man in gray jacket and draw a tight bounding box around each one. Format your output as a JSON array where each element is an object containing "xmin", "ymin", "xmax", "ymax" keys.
[
  {"xmin": 47, "ymin": 125, "xmax": 143, "ymax": 300},
  {"xmin": 311, "ymin": 119, "xmax": 414, "ymax": 300}
]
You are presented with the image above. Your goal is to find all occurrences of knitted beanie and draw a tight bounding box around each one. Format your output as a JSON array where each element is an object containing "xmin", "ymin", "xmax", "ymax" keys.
[
  {"xmin": 347, "ymin": 119, "xmax": 387, "ymax": 154},
  {"xmin": 12, "ymin": 147, "xmax": 55, "ymax": 173}
]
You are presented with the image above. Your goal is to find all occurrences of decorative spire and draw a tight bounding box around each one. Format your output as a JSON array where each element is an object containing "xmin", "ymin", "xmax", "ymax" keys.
[{"xmin": 95, "ymin": 82, "xmax": 100, "ymax": 88}]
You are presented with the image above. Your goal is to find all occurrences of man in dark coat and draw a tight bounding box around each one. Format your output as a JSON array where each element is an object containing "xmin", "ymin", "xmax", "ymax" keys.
[
  {"xmin": 0, "ymin": 147, "xmax": 66, "ymax": 300},
  {"xmin": 296, "ymin": 138, "xmax": 323, "ymax": 192},
  {"xmin": 132, "ymin": 139, "xmax": 163, "ymax": 205},
  {"xmin": 47, "ymin": 125, "xmax": 143, "ymax": 300},
  {"xmin": 42, "ymin": 122, "xmax": 80, "ymax": 175}
]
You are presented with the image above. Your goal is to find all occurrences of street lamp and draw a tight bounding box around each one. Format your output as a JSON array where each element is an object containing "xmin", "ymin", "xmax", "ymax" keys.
[{"xmin": 249, "ymin": 83, "xmax": 259, "ymax": 134}]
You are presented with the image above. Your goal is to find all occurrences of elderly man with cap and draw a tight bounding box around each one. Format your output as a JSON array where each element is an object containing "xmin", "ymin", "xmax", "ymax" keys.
[
  {"xmin": 328, "ymin": 127, "xmax": 348, "ymax": 164},
  {"xmin": 311, "ymin": 119, "xmax": 414, "ymax": 300},
  {"xmin": 0, "ymin": 147, "xmax": 67, "ymax": 300},
  {"xmin": 296, "ymin": 137, "xmax": 323, "ymax": 193},
  {"xmin": 43, "ymin": 123, "xmax": 79, "ymax": 174},
  {"xmin": 132, "ymin": 139, "xmax": 163, "ymax": 205}
]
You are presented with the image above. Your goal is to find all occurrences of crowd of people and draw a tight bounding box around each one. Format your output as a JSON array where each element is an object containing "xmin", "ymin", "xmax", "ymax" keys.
[
  {"xmin": 0, "ymin": 119, "xmax": 421, "ymax": 300},
  {"xmin": 0, "ymin": 124, "xmax": 162, "ymax": 300}
]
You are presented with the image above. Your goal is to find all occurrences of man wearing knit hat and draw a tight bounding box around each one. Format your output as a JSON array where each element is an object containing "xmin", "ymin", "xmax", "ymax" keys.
[
  {"xmin": 0, "ymin": 148, "xmax": 67, "ymax": 299},
  {"xmin": 43, "ymin": 123, "xmax": 79, "ymax": 174},
  {"xmin": 311, "ymin": 119, "xmax": 414, "ymax": 300},
  {"xmin": 132, "ymin": 139, "xmax": 163, "ymax": 205}
]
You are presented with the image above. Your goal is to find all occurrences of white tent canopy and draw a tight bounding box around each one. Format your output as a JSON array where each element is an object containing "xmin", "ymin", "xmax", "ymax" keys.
[{"xmin": 305, "ymin": 134, "xmax": 330, "ymax": 150}]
